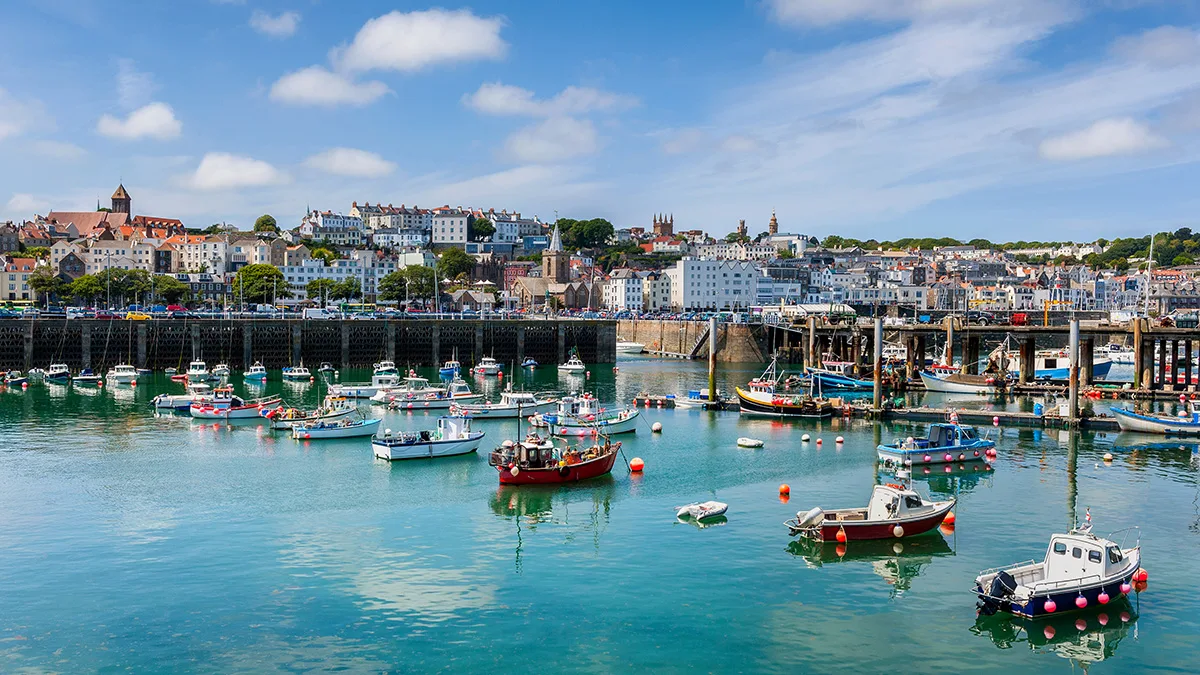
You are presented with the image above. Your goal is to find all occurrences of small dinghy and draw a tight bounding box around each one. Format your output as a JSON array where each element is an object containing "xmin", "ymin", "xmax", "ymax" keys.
[
  {"xmin": 318, "ymin": 362, "xmax": 336, "ymax": 374},
  {"xmin": 73, "ymin": 368, "xmax": 102, "ymax": 386},
  {"xmin": 521, "ymin": 357, "xmax": 538, "ymax": 369},
  {"xmin": 975, "ymin": 518, "xmax": 1142, "ymax": 619},
  {"xmin": 676, "ymin": 501, "xmax": 729, "ymax": 522},
  {"xmin": 737, "ymin": 437, "xmax": 764, "ymax": 448}
]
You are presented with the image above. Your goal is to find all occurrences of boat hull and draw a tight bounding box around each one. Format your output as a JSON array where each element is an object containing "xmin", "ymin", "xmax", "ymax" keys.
[
  {"xmin": 384, "ymin": 393, "xmax": 484, "ymax": 410},
  {"xmin": 977, "ymin": 556, "xmax": 1140, "ymax": 619},
  {"xmin": 372, "ymin": 432, "xmax": 485, "ymax": 460},
  {"xmin": 736, "ymin": 387, "xmax": 834, "ymax": 418},
  {"xmin": 190, "ymin": 404, "xmax": 273, "ymax": 419},
  {"xmin": 1112, "ymin": 407, "xmax": 1200, "ymax": 434},
  {"xmin": 535, "ymin": 410, "xmax": 640, "ymax": 436},
  {"xmin": 918, "ymin": 371, "xmax": 999, "ymax": 394},
  {"xmin": 496, "ymin": 450, "xmax": 618, "ymax": 485},
  {"xmin": 268, "ymin": 407, "xmax": 355, "ymax": 430},
  {"xmin": 807, "ymin": 368, "xmax": 873, "ymax": 391},
  {"xmin": 459, "ymin": 401, "xmax": 557, "ymax": 418},
  {"xmin": 877, "ymin": 440, "xmax": 994, "ymax": 465},
  {"xmin": 1035, "ymin": 360, "xmax": 1113, "ymax": 380},
  {"xmin": 292, "ymin": 419, "xmax": 382, "ymax": 439},
  {"xmin": 813, "ymin": 501, "xmax": 955, "ymax": 541}
]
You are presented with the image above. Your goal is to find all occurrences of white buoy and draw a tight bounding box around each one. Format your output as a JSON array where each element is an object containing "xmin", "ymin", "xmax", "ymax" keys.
[
  {"xmin": 1103, "ymin": 452, "xmax": 1113, "ymax": 462},
  {"xmin": 835, "ymin": 436, "xmax": 844, "ymax": 443},
  {"xmin": 801, "ymin": 434, "xmax": 811, "ymax": 442},
  {"xmin": 651, "ymin": 421, "xmax": 663, "ymax": 432}
]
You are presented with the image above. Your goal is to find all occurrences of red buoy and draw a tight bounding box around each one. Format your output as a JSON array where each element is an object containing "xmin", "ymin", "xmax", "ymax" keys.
[
  {"xmin": 629, "ymin": 457, "xmax": 644, "ymax": 472},
  {"xmin": 1044, "ymin": 599, "xmax": 1057, "ymax": 613},
  {"xmin": 1075, "ymin": 595, "xmax": 1088, "ymax": 609},
  {"xmin": 779, "ymin": 484, "xmax": 790, "ymax": 495},
  {"xmin": 835, "ymin": 529, "xmax": 847, "ymax": 543},
  {"xmin": 1134, "ymin": 568, "xmax": 1149, "ymax": 582},
  {"xmin": 942, "ymin": 511, "xmax": 956, "ymax": 525}
]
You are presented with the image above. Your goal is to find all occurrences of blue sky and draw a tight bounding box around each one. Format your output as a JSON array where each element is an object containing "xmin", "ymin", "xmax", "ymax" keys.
[{"xmin": 3, "ymin": 0, "xmax": 1200, "ymax": 241}]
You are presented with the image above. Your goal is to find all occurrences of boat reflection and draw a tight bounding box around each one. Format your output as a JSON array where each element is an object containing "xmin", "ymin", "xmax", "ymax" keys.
[
  {"xmin": 971, "ymin": 603, "xmax": 1138, "ymax": 666},
  {"xmin": 786, "ymin": 535, "xmax": 953, "ymax": 594},
  {"xmin": 884, "ymin": 461, "xmax": 995, "ymax": 498},
  {"xmin": 490, "ymin": 479, "xmax": 616, "ymax": 574}
]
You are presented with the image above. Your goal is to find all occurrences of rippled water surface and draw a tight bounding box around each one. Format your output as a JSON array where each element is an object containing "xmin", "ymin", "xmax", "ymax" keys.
[{"xmin": 1, "ymin": 358, "xmax": 1198, "ymax": 673}]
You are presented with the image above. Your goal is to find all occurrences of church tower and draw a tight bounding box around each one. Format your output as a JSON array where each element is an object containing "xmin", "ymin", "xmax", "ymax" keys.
[
  {"xmin": 737, "ymin": 219, "xmax": 747, "ymax": 237},
  {"xmin": 768, "ymin": 209, "xmax": 778, "ymax": 236},
  {"xmin": 542, "ymin": 223, "xmax": 569, "ymax": 283},
  {"xmin": 111, "ymin": 184, "xmax": 131, "ymax": 214}
]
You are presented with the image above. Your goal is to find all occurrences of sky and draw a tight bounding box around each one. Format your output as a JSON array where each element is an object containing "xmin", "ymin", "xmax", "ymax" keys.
[{"xmin": 3, "ymin": 0, "xmax": 1200, "ymax": 241}]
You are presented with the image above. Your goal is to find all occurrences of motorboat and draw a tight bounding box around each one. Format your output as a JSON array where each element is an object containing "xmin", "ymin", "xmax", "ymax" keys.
[
  {"xmin": 189, "ymin": 386, "xmax": 281, "ymax": 419},
  {"xmin": 878, "ymin": 422, "xmax": 995, "ymax": 466},
  {"xmin": 737, "ymin": 357, "xmax": 834, "ymax": 418},
  {"xmin": 439, "ymin": 359, "xmax": 461, "ymax": 380},
  {"xmin": 671, "ymin": 388, "xmax": 722, "ymax": 409},
  {"xmin": 999, "ymin": 348, "xmax": 1113, "ymax": 380},
  {"xmin": 785, "ymin": 483, "xmax": 955, "ymax": 541},
  {"xmin": 153, "ymin": 382, "xmax": 211, "ymax": 411},
  {"xmin": 281, "ymin": 364, "xmax": 312, "ymax": 381},
  {"xmin": 105, "ymin": 364, "xmax": 139, "ymax": 385},
  {"xmin": 373, "ymin": 360, "xmax": 398, "ymax": 376},
  {"xmin": 4, "ymin": 370, "xmax": 29, "ymax": 387},
  {"xmin": 558, "ymin": 355, "xmax": 587, "ymax": 374},
  {"xmin": 882, "ymin": 341, "xmax": 907, "ymax": 364},
  {"xmin": 919, "ymin": 370, "xmax": 1006, "ymax": 394},
  {"xmin": 737, "ymin": 437, "xmax": 764, "ymax": 448},
  {"xmin": 1102, "ymin": 343, "xmax": 1135, "ymax": 365},
  {"xmin": 186, "ymin": 360, "xmax": 213, "ymax": 383},
  {"xmin": 1112, "ymin": 401, "xmax": 1200, "ymax": 434},
  {"xmin": 73, "ymin": 368, "xmax": 102, "ymax": 386},
  {"xmin": 212, "ymin": 363, "xmax": 230, "ymax": 377},
  {"xmin": 46, "ymin": 363, "xmax": 70, "ymax": 383},
  {"xmin": 164, "ymin": 367, "xmax": 177, "ymax": 375},
  {"xmin": 474, "ymin": 356, "xmax": 503, "ymax": 376},
  {"xmin": 459, "ymin": 386, "xmax": 557, "ymax": 418},
  {"xmin": 26, "ymin": 367, "xmax": 46, "ymax": 382},
  {"xmin": 318, "ymin": 362, "xmax": 336, "ymax": 374},
  {"xmin": 292, "ymin": 417, "xmax": 382, "ymax": 440},
  {"xmin": 369, "ymin": 374, "xmax": 449, "ymax": 403},
  {"xmin": 975, "ymin": 523, "xmax": 1141, "ymax": 619},
  {"xmin": 676, "ymin": 501, "xmax": 728, "ymax": 522},
  {"xmin": 806, "ymin": 361, "xmax": 873, "ymax": 391},
  {"xmin": 521, "ymin": 357, "xmax": 538, "ymax": 369},
  {"xmin": 381, "ymin": 378, "xmax": 484, "ymax": 410},
  {"xmin": 263, "ymin": 396, "xmax": 358, "ymax": 430},
  {"xmin": 616, "ymin": 339, "xmax": 645, "ymax": 354},
  {"xmin": 530, "ymin": 394, "xmax": 640, "ymax": 436},
  {"xmin": 372, "ymin": 416, "xmax": 486, "ymax": 460},
  {"xmin": 329, "ymin": 373, "xmax": 402, "ymax": 399},
  {"xmin": 488, "ymin": 433, "xmax": 621, "ymax": 485},
  {"xmin": 243, "ymin": 362, "xmax": 268, "ymax": 382},
  {"xmin": 136, "ymin": 368, "xmax": 152, "ymax": 378}
]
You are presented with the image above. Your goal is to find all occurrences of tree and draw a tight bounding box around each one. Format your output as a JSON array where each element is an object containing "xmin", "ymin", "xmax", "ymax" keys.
[
  {"xmin": 151, "ymin": 275, "xmax": 190, "ymax": 303},
  {"xmin": 306, "ymin": 278, "xmax": 337, "ymax": 301},
  {"xmin": 29, "ymin": 267, "xmax": 64, "ymax": 303},
  {"xmin": 379, "ymin": 265, "xmax": 435, "ymax": 302},
  {"xmin": 437, "ymin": 248, "xmax": 476, "ymax": 280},
  {"xmin": 233, "ymin": 264, "xmax": 289, "ymax": 304},
  {"xmin": 777, "ymin": 248, "xmax": 795, "ymax": 259},
  {"xmin": 557, "ymin": 218, "xmax": 614, "ymax": 249},
  {"xmin": 725, "ymin": 233, "xmax": 750, "ymax": 244},
  {"xmin": 68, "ymin": 274, "xmax": 104, "ymax": 303},
  {"xmin": 332, "ymin": 278, "xmax": 361, "ymax": 301},
  {"xmin": 471, "ymin": 217, "xmax": 495, "ymax": 241},
  {"xmin": 1173, "ymin": 254, "xmax": 1194, "ymax": 267},
  {"xmin": 1112, "ymin": 257, "xmax": 1130, "ymax": 273},
  {"xmin": 253, "ymin": 214, "xmax": 279, "ymax": 232},
  {"xmin": 23, "ymin": 246, "xmax": 50, "ymax": 260},
  {"xmin": 310, "ymin": 247, "xmax": 338, "ymax": 264},
  {"xmin": 201, "ymin": 224, "xmax": 224, "ymax": 235}
]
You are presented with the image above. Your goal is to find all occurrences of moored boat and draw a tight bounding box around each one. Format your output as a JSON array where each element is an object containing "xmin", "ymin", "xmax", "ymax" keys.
[
  {"xmin": 292, "ymin": 417, "xmax": 382, "ymax": 439},
  {"xmin": 263, "ymin": 396, "xmax": 358, "ymax": 430},
  {"xmin": 243, "ymin": 362, "xmax": 268, "ymax": 382},
  {"xmin": 975, "ymin": 523, "xmax": 1141, "ymax": 619},
  {"xmin": 616, "ymin": 339, "xmax": 645, "ymax": 354},
  {"xmin": 4, "ymin": 370, "xmax": 29, "ymax": 387},
  {"xmin": 737, "ymin": 357, "xmax": 834, "ymax": 417},
  {"xmin": 46, "ymin": 363, "xmax": 70, "ymax": 383},
  {"xmin": 211, "ymin": 363, "xmax": 230, "ymax": 377},
  {"xmin": 186, "ymin": 360, "xmax": 214, "ymax": 383},
  {"xmin": 105, "ymin": 364, "xmax": 139, "ymax": 384},
  {"xmin": 439, "ymin": 359, "xmax": 461, "ymax": 380},
  {"xmin": 878, "ymin": 422, "xmax": 995, "ymax": 466},
  {"xmin": 153, "ymin": 382, "xmax": 211, "ymax": 411},
  {"xmin": 919, "ymin": 370, "xmax": 1006, "ymax": 394},
  {"xmin": 372, "ymin": 416, "xmax": 485, "ymax": 460},
  {"xmin": 558, "ymin": 354, "xmax": 587, "ymax": 374},
  {"xmin": 373, "ymin": 360, "xmax": 398, "ymax": 376},
  {"xmin": 521, "ymin": 357, "xmax": 538, "ymax": 369},
  {"xmin": 459, "ymin": 386, "xmax": 557, "ymax": 418},
  {"xmin": 488, "ymin": 433, "xmax": 620, "ymax": 485},
  {"xmin": 785, "ymin": 483, "xmax": 955, "ymax": 541},
  {"xmin": 806, "ymin": 362, "xmax": 873, "ymax": 391},
  {"xmin": 26, "ymin": 367, "xmax": 46, "ymax": 382},
  {"xmin": 135, "ymin": 368, "xmax": 152, "ymax": 378},
  {"xmin": 381, "ymin": 378, "xmax": 484, "ymax": 409},
  {"xmin": 281, "ymin": 364, "xmax": 312, "ymax": 381},
  {"xmin": 318, "ymin": 362, "xmax": 336, "ymax": 374},
  {"xmin": 189, "ymin": 386, "xmax": 281, "ymax": 419},
  {"xmin": 1112, "ymin": 403, "xmax": 1200, "ymax": 434},
  {"xmin": 530, "ymin": 394, "xmax": 640, "ymax": 436},
  {"xmin": 474, "ymin": 356, "xmax": 502, "ymax": 376},
  {"xmin": 329, "ymin": 373, "xmax": 401, "ymax": 399},
  {"xmin": 73, "ymin": 368, "xmax": 102, "ymax": 386}
]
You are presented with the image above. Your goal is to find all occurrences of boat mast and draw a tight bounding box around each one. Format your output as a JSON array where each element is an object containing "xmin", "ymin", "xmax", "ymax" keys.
[{"xmin": 1143, "ymin": 233, "xmax": 1155, "ymax": 317}]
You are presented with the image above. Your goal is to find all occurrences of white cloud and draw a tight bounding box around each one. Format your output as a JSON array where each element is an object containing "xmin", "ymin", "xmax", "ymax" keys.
[
  {"xmin": 6, "ymin": 193, "xmax": 49, "ymax": 213},
  {"xmin": 0, "ymin": 88, "xmax": 44, "ymax": 141},
  {"xmin": 765, "ymin": 0, "xmax": 1026, "ymax": 26},
  {"xmin": 250, "ymin": 10, "xmax": 300, "ymax": 38},
  {"xmin": 269, "ymin": 66, "xmax": 389, "ymax": 107},
  {"xmin": 503, "ymin": 117, "xmax": 597, "ymax": 163},
  {"xmin": 29, "ymin": 140, "xmax": 86, "ymax": 159},
  {"xmin": 660, "ymin": 128, "xmax": 708, "ymax": 155},
  {"xmin": 720, "ymin": 135, "xmax": 765, "ymax": 153},
  {"xmin": 1039, "ymin": 117, "xmax": 1167, "ymax": 160},
  {"xmin": 96, "ymin": 102, "xmax": 182, "ymax": 140},
  {"xmin": 332, "ymin": 9, "xmax": 506, "ymax": 73},
  {"xmin": 303, "ymin": 147, "xmax": 396, "ymax": 178},
  {"xmin": 464, "ymin": 83, "xmax": 638, "ymax": 117},
  {"xmin": 187, "ymin": 152, "xmax": 287, "ymax": 190},
  {"xmin": 116, "ymin": 58, "xmax": 155, "ymax": 109},
  {"xmin": 1112, "ymin": 26, "xmax": 1200, "ymax": 67}
]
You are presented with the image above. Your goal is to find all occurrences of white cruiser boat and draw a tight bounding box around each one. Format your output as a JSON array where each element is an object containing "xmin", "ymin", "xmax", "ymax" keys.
[
  {"xmin": 368, "ymin": 375, "xmax": 448, "ymax": 403},
  {"xmin": 558, "ymin": 355, "xmax": 587, "ymax": 374},
  {"xmin": 105, "ymin": 364, "xmax": 139, "ymax": 385},
  {"xmin": 530, "ymin": 394, "xmax": 639, "ymax": 436},
  {"xmin": 211, "ymin": 363, "xmax": 230, "ymax": 377},
  {"xmin": 186, "ymin": 360, "xmax": 214, "ymax": 383},
  {"xmin": 616, "ymin": 339, "xmax": 645, "ymax": 354},
  {"xmin": 189, "ymin": 387, "xmax": 281, "ymax": 419},
  {"xmin": 292, "ymin": 417, "xmax": 382, "ymax": 440},
  {"xmin": 373, "ymin": 360, "xmax": 398, "ymax": 376},
  {"xmin": 329, "ymin": 373, "xmax": 402, "ymax": 399},
  {"xmin": 264, "ymin": 396, "xmax": 358, "ymax": 430},
  {"xmin": 459, "ymin": 386, "xmax": 557, "ymax": 418},
  {"xmin": 243, "ymin": 362, "xmax": 268, "ymax": 382},
  {"xmin": 372, "ymin": 416, "xmax": 485, "ymax": 460},
  {"xmin": 282, "ymin": 364, "xmax": 311, "ymax": 381},
  {"xmin": 153, "ymin": 382, "xmax": 212, "ymax": 411},
  {"xmin": 46, "ymin": 363, "xmax": 70, "ymax": 383},
  {"xmin": 474, "ymin": 356, "xmax": 503, "ymax": 376},
  {"xmin": 380, "ymin": 378, "xmax": 483, "ymax": 409}
]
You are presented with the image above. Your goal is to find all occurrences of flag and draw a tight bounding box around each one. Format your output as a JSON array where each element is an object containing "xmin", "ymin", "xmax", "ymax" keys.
[{"xmin": 1085, "ymin": 508, "xmax": 1091, "ymax": 523}]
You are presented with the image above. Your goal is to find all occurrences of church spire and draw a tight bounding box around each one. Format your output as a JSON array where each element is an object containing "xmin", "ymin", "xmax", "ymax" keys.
[{"xmin": 549, "ymin": 222, "xmax": 563, "ymax": 252}]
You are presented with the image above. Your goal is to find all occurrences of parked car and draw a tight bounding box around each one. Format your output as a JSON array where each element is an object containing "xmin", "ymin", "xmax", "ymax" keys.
[
  {"xmin": 965, "ymin": 310, "xmax": 996, "ymax": 326},
  {"xmin": 126, "ymin": 311, "xmax": 151, "ymax": 320},
  {"xmin": 1010, "ymin": 312, "xmax": 1029, "ymax": 326}
]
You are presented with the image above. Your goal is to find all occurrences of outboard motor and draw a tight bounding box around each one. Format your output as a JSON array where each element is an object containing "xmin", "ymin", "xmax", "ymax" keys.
[{"xmin": 978, "ymin": 571, "xmax": 1017, "ymax": 616}]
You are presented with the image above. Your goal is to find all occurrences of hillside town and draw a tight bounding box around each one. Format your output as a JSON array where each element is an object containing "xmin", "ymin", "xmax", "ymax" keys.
[{"xmin": 3, "ymin": 182, "xmax": 1198, "ymax": 318}]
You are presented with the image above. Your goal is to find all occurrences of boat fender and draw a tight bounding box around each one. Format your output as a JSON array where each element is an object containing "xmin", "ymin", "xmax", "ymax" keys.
[
  {"xmin": 510, "ymin": 466, "xmax": 520, "ymax": 476},
  {"xmin": 558, "ymin": 465, "xmax": 570, "ymax": 477}
]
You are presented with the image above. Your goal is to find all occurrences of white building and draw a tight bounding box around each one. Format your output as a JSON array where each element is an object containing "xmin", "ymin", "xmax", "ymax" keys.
[
  {"xmin": 696, "ymin": 242, "xmax": 779, "ymax": 261},
  {"xmin": 602, "ymin": 269, "xmax": 644, "ymax": 311},
  {"xmin": 641, "ymin": 271, "xmax": 671, "ymax": 312},
  {"xmin": 432, "ymin": 207, "xmax": 469, "ymax": 246},
  {"xmin": 665, "ymin": 259, "xmax": 761, "ymax": 311},
  {"xmin": 175, "ymin": 235, "xmax": 230, "ymax": 274},
  {"xmin": 373, "ymin": 227, "xmax": 429, "ymax": 249}
]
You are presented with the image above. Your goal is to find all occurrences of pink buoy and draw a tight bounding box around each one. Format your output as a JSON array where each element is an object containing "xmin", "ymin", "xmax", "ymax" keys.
[
  {"xmin": 1075, "ymin": 618, "xmax": 1087, "ymax": 631},
  {"xmin": 958, "ymin": 453, "xmax": 965, "ymax": 461},
  {"xmin": 993, "ymin": 416, "xmax": 999, "ymax": 426},
  {"xmin": 1120, "ymin": 611, "xmax": 1131, "ymax": 623},
  {"xmin": 923, "ymin": 454, "xmax": 931, "ymax": 462},
  {"xmin": 1098, "ymin": 613, "xmax": 1109, "ymax": 626},
  {"xmin": 1075, "ymin": 595, "xmax": 1087, "ymax": 609},
  {"xmin": 944, "ymin": 453, "xmax": 953, "ymax": 462},
  {"xmin": 1043, "ymin": 599, "xmax": 1057, "ymax": 613},
  {"xmin": 1043, "ymin": 626, "xmax": 1055, "ymax": 639},
  {"xmin": 973, "ymin": 450, "xmax": 979, "ymax": 457},
  {"xmin": 1098, "ymin": 591, "xmax": 1110, "ymax": 605},
  {"xmin": 1120, "ymin": 582, "xmax": 1132, "ymax": 595}
]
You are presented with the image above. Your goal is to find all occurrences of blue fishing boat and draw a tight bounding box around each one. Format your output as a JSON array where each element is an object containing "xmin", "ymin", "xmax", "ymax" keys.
[
  {"xmin": 521, "ymin": 357, "xmax": 538, "ymax": 369},
  {"xmin": 439, "ymin": 359, "xmax": 461, "ymax": 380},
  {"xmin": 1112, "ymin": 403, "xmax": 1200, "ymax": 434},
  {"xmin": 878, "ymin": 421, "xmax": 995, "ymax": 466},
  {"xmin": 806, "ymin": 362, "xmax": 873, "ymax": 391}
]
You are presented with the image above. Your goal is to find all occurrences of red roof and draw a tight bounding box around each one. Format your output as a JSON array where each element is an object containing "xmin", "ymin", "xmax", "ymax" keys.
[
  {"xmin": 46, "ymin": 210, "xmax": 130, "ymax": 235},
  {"xmin": 5, "ymin": 258, "xmax": 36, "ymax": 272}
]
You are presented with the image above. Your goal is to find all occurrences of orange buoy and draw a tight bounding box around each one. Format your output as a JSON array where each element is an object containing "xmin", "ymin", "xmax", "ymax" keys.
[
  {"xmin": 835, "ymin": 543, "xmax": 846, "ymax": 558},
  {"xmin": 779, "ymin": 483, "xmax": 790, "ymax": 495},
  {"xmin": 779, "ymin": 493, "xmax": 789, "ymax": 504},
  {"xmin": 1134, "ymin": 568, "xmax": 1149, "ymax": 582},
  {"xmin": 629, "ymin": 457, "xmax": 644, "ymax": 472},
  {"xmin": 943, "ymin": 511, "xmax": 956, "ymax": 525},
  {"xmin": 835, "ymin": 528, "xmax": 847, "ymax": 543}
]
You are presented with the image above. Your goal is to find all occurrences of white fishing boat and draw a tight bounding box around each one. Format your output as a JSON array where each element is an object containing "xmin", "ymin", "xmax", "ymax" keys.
[
  {"xmin": 292, "ymin": 417, "xmax": 382, "ymax": 440},
  {"xmin": 737, "ymin": 437, "xmax": 764, "ymax": 448},
  {"xmin": 243, "ymin": 362, "xmax": 268, "ymax": 382},
  {"xmin": 329, "ymin": 373, "xmax": 402, "ymax": 399},
  {"xmin": 459, "ymin": 386, "xmax": 557, "ymax": 418},
  {"xmin": 153, "ymin": 382, "xmax": 212, "ymax": 411},
  {"xmin": 1112, "ymin": 400, "xmax": 1200, "ymax": 434},
  {"xmin": 558, "ymin": 354, "xmax": 587, "ymax": 374},
  {"xmin": 72, "ymin": 368, "xmax": 102, "ymax": 386},
  {"xmin": 186, "ymin": 360, "xmax": 214, "ymax": 383},
  {"xmin": 1102, "ymin": 343, "xmax": 1136, "ymax": 365},
  {"xmin": 373, "ymin": 360, "xmax": 398, "ymax": 376},
  {"xmin": 4, "ymin": 370, "xmax": 29, "ymax": 387},
  {"xmin": 530, "ymin": 394, "xmax": 640, "ymax": 436},
  {"xmin": 105, "ymin": 364, "xmax": 139, "ymax": 385},
  {"xmin": 281, "ymin": 364, "xmax": 312, "ymax": 381},
  {"xmin": 26, "ymin": 367, "xmax": 46, "ymax": 383},
  {"xmin": 372, "ymin": 416, "xmax": 486, "ymax": 460},
  {"xmin": 474, "ymin": 356, "xmax": 503, "ymax": 376},
  {"xmin": 263, "ymin": 396, "xmax": 358, "ymax": 430},
  {"xmin": 368, "ymin": 374, "xmax": 448, "ymax": 403},
  {"xmin": 616, "ymin": 339, "xmax": 645, "ymax": 354},
  {"xmin": 211, "ymin": 363, "xmax": 230, "ymax": 377},
  {"xmin": 381, "ymin": 378, "xmax": 484, "ymax": 409},
  {"xmin": 136, "ymin": 368, "xmax": 152, "ymax": 378},
  {"xmin": 189, "ymin": 386, "xmax": 281, "ymax": 419},
  {"xmin": 998, "ymin": 347, "xmax": 1113, "ymax": 380},
  {"xmin": 919, "ymin": 370, "xmax": 1005, "ymax": 394},
  {"xmin": 46, "ymin": 363, "xmax": 70, "ymax": 383}
]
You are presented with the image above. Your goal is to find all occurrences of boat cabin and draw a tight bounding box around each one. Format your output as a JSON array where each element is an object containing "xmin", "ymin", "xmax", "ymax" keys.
[
  {"xmin": 1042, "ymin": 530, "xmax": 1131, "ymax": 586},
  {"xmin": 556, "ymin": 394, "xmax": 601, "ymax": 418},
  {"xmin": 864, "ymin": 484, "xmax": 937, "ymax": 521},
  {"xmin": 501, "ymin": 390, "xmax": 540, "ymax": 405},
  {"xmin": 370, "ymin": 373, "xmax": 401, "ymax": 388},
  {"xmin": 187, "ymin": 361, "xmax": 208, "ymax": 375},
  {"xmin": 913, "ymin": 423, "xmax": 979, "ymax": 449},
  {"xmin": 447, "ymin": 380, "xmax": 473, "ymax": 397}
]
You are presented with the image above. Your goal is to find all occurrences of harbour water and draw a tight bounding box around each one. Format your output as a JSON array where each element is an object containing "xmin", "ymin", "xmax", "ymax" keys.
[{"xmin": 1, "ymin": 358, "xmax": 1198, "ymax": 673}]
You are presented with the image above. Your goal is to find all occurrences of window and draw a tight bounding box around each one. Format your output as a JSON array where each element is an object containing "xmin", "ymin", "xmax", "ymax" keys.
[
  {"xmin": 1088, "ymin": 550, "xmax": 1102, "ymax": 563},
  {"xmin": 1108, "ymin": 547, "xmax": 1123, "ymax": 564},
  {"xmin": 1053, "ymin": 542, "xmax": 1066, "ymax": 554},
  {"xmin": 1072, "ymin": 547, "xmax": 1082, "ymax": 559}
]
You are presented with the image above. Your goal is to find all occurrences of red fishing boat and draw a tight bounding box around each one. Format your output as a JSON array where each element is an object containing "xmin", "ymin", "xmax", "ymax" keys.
[
  {"xmin": 785, "ymin": 483, "xmax": 955, "ymax": 541},
  {"xmin": 488, "ymin": 432, "xmax": 620, "ymax": 485}
]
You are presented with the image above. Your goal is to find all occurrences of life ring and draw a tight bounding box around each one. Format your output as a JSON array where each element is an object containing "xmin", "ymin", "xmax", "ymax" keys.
[{"xmin": 885, "ymin": 483, "xmax": 904, "ymax": 490}]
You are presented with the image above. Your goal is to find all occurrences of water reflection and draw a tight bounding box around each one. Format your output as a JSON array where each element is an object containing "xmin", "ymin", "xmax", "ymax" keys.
[
  {"xmin": 885, "ymin": 462, "xmax": 995, "ymax": 497},
  {"xmin": 489, "ymin": 480, "xmax": 617, "ymax": 574},
  {"xmin": 971, "ymin": 604, "xmax": 1139, "ymax": 667},
  {"xmin": 786, "ymin": 536, "xmax": 953, "ymax": 595}
]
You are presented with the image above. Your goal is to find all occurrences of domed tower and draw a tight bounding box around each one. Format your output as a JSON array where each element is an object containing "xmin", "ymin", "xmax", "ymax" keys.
[
  {"xmin": 768, "ymin": 209, "xmax": 778, "ymax": 236},
  {"xmin": 111, "ymin": 183, "xmax": 131, "ymax": 214}
]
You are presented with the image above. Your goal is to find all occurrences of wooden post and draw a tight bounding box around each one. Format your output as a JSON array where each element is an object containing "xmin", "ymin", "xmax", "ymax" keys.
[
  {"xmin": 807, "ymin": 316, "xmax": 816, "ymax": 370},
  {"xmin": 1158, "ymin": 338, "xmax": 1168, "ymax": 390},
  {"xmin": 1080, "ymin": 338, "xmax": 1094, "ymax": 386},
  {"xmin": 966, "ymin": 335, "xmax": 980, "ymax": 375},
  {"xmin": 944, "ymin": 317, "xmax": 955, "ymax": 367},
  {"xmin": 851, "ymin": 332, "xmax": 862, "ymax": 378},
  {"xmin": 1133, "ymin": 319, "xmax": 1144, "ymax": 390},
  {"xmin": 873, "ymin": 317, "xmax": 883, "ymax": 411},
  {"xmin": 905, "ymin": 334, "xmax": 916, "ymax": 381},
  {"xmin": 1068, "ymin": 319, "xmax": 1079, "ymax": 423},
  {"xmin": 1020, "ymin": 337, "xmax": 1035, "ymax": 384},
  {"xmin": 916, "ymin": 334, "xmax": 926, "ymax": 374}
]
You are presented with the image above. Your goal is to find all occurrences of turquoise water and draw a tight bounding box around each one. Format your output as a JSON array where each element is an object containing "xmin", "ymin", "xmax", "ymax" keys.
[{"xmin": 1, "ymin": 358, "xmax": 1197, "ymax": 673}]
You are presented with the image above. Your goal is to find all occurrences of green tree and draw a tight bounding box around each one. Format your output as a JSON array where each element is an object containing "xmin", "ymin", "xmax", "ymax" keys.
[
  {"xmin": 310, "ymin": 247, "xmax": 338, "ymax": 264},
  {"xmin": 201, "ymin": 224, "xmax": 224, "ymax": 235},
  {"xmin": 151, "ymin": 275, "xmax": 190, "ymax": 303},
  {"xmin": 68, "ymin": 274, "xmax": 104, "ymax": 303},
  {"xmin": 233, "ymin": 264, "xmax": 289, "ymax": 304},
  {"xmin": 29, "ymin": 267, "xmax": 64, "ymax": 303},
  {"xmin": 23, "ymin": 246, "xmax": 50, "ymax": 260},
  {"xmin": 777, "ymin": 248, "xmax": 795, "ymax": 259},
  {"xmin": 379, "ymin": 265, "xmax": 435, "ymax": 302},
  {"xmin": 306, "ymin": 278, "xmax": 337, "ymax": 301},
  {"xmin": 1112, "ymin": 257, "xmax": 1130, "ymax": 273},
  {"xmin": 557, "ymin": 218, "xmax": 615, "ymax": 249},
  {"xmin": 725, "ymin": 233, "xmax": 751, "ymax": 244},
  {"xmin": 1172, "ymin": 254, "xmax": 1194, "ymax": 266},
  {"xmin": 253, "ymin": 214, "xmax": 279, "ymax": 233},
  {"xmin": 471, "ymin": 217, "xmax": 495, "ymax": 241},
  {"xmin": 332, "ymin": 278, "xmax": 361, "ymax": 301},
  {"xmin": 437, "ymin": 248, "xmax": 476, "ymax": 280}
]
